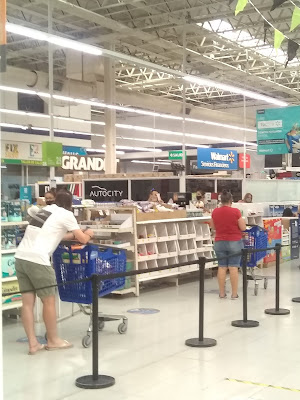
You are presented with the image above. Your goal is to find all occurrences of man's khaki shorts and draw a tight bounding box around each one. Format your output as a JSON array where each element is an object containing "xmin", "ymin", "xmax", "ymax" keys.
[{"xmin": 15, "ymin": 258, "xmax": 56, "ymax": 298}]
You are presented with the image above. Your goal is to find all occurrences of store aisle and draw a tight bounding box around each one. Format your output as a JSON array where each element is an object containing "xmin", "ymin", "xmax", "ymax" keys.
[{"xmin": 3, "ymin": 262, "xmax": 300, "ymax": 400}]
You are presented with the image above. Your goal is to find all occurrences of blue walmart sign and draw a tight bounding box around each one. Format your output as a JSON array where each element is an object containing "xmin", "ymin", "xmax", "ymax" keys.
[{"xmin": 197, "ymin": 148, "xmax": 238, "ymax": 170}]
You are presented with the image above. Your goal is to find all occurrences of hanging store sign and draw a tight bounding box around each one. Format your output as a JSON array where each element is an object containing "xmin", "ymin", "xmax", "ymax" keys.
[
  {"xmin": 62, "ymin": 155, "xmax": 104, "ymax": 171},
  {"xmin": 257, "ymin": 106, "xmax": 300, "ymax": 155},
  {"xmin": 84, "ymin": 180, "xmax": 128, "ymax": 202},
  {"xmin": 63, "ymin": 146, "xmax": 87, "ymax": 156},
  {"xmin": 42, "ymin": 142, "xmax": 63, "ymax": 167},
  {"xmin": 1, "ymin": 141, "xmax": 42, "ymax": 162},
  {"xmin": 197, "ymin": 148, "xmax": 238, "ymax": 170},
  {"xmin": 239, "ymin": 154, "xmax": 251, "ymax": 169},
  {"xmin": 168, "ymin": 150, "xmax": 187, "ymax": 160}
]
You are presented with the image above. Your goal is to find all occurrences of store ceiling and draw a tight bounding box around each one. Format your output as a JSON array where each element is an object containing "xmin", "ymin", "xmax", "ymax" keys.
[{"xmin": 5, "ymin": 0, "xmax": 300, "ymax": 112}]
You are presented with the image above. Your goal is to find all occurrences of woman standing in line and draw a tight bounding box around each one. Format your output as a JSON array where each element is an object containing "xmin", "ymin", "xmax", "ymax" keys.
[{"xmin": 211, "ymin": 190, "xmax": 246, "ymax": 299}]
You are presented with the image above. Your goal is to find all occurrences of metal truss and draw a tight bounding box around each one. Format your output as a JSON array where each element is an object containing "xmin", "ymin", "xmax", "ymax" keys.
[{"xmin": 5, "ymin": 0, "xmax": 300, "ymax": 107}]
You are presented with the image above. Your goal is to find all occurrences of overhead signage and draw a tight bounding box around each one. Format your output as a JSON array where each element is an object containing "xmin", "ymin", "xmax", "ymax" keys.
[
  {"xmin": 239, "ymin": 154, "xmax": 251, "ymax": 169},
  {"xmin": 197, "ymin": 148, "xmax": 238, "ymax": 170},
  {"xmin": 63, "ymin": 146, "xmax": 87, "ymax": 156},
  {"xmin": 1, "ymin": 158, "xmax": 43, "ymax": 166},
  {"xmin": 20, "ymin": 186, "xmax": 32, "ymax": 204},
  {"xmin": 2, "ymin": 141, "xmax": 42, "ymax": 162},
  {"xmin": 84, "ymin": 180, "xmax": 128, "ymax": 202},
  {"xmin": 42, "ymin": 142, "xmax": 63, "ymax": 167},
  {"xmin": 257, "ymin": 106, "xmax": 300, "ymax": 155},
  {"xmin": 168, "ymin": 150, "xmax": 186, "ymax": 160},
  {"xmin": 62, "ymin": 155, "xmax": 104, "ymax": 171}
]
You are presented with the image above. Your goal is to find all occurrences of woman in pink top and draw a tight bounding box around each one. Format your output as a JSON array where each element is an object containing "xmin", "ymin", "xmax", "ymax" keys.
[{"xmin": 211, "ymin": 190, "xmax": 246, "ymax": 299}]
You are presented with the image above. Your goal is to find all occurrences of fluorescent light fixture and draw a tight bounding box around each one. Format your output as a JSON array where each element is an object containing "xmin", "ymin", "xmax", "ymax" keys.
[
  {"xmin": 131, "ymin": 160, "xmax": 171, "ymax": 166},
  {"xmin": 86, "ymin": 148, "xmax": 125, "ymax": 155},
  {"xmin": 184, "ymin": 76, "xmax": 288, "ymax": 107},
  {"xmin": 0, "ymin": 122, "xmax": 27, "ymax": 130},
  {"xmin": 103, "ymin": 144, "xmax": 162, "ymax": 152},
  {"xmin": 1, "ymin": 166, "xmax": 7, "ymax": 169},
  {"xmin": 6, "ymin": 23, "xmax": 102, "ymax": 56},
  {"xmin": 0, "ymin": 86, "xmax": 257, "ymax": 141}
]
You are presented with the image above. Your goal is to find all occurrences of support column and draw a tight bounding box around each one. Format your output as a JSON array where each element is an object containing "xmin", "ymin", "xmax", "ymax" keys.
[
  {"xmin": 0, "ymin": 0, "xmax": 7, "ymax": 73},
  {"xmin": 48, "ymin": 0, "xmax": 55, "ymax": 182},
  {"xmin": 104, "ymin": 47, "xmax": 117, "ymax": 174},
  {"xmin": 180, "ymin": 24, "xmax": 187, "ymax": 192}
]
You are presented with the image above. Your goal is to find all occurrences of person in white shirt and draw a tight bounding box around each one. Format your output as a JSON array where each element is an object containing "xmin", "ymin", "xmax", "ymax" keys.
[{"xmin": 15, "ymin": 190, "xmax": 94, "ymax": 355}]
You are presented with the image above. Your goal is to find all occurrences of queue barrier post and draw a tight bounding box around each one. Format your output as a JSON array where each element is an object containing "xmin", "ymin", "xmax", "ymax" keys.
[
  {"xmin": 265, "ymin": 244, "xmax": 290, "ymax": 316},
  {"xmin": 76, "ymin": 274, "xmax": 115, "ymax": 389},
  {"xmin": 185, "ymin": 257, "xmax": 217, "ymax": 348},
  {"xmin": 232, "ymin": 249, "xmax": 259, "ymax": 328}
]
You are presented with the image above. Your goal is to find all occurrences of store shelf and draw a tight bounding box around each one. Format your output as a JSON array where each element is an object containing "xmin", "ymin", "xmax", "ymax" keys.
[
  {"xmin": 1, "ymin": 249, "xmax": 17, "ymax": 254},
  {"xmin": 112, "ymin": 287, "xmax": 136, "ymax": 295},
  {"xmin": 1, "ymin": 221, "xmax": 28, "ymax": 227},
  {"xmin": 2, "ymin": 301, "xmax": 22, "ymax": 311},
  {"xmin": 92, "ymin": 227, "xmax": 133, "ymax": 234},
  {"xmin": 137, "ymin": 216, "xmax": 211, "ymax": 225},
  {"xmin": 138, "ymin": 254, "xmax": 158, "ymax": 262},
  {"xmin": 137, "ymin": 237, "xmax": 157, "ymax": 244},
  {"xmin": 2, "ymin": 276, "xmax": 18, "ymax": 282},
  {"xmin": 139, "ymin": 270, "xmax": 180, "ymax": 282}
]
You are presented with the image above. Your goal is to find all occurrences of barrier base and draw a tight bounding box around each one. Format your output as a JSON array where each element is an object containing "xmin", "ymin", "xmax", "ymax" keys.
[
  {"xmin": 292, "ymin": 297, "xmax": 300, "ymax": 303},
  {"xmin": 265, "ymin": 308, "xmax": 290, "ymax": 315},
  {"xmin": 231, "ymin": 320, "xmax": 259, "ymax": 328},
  {"xmin": 75, "ymin": 375, "xmax": 115, "ymax": 389},
  {"xmin": 185, "ymin": 338, "xmax": 217, "ymax": 348}
]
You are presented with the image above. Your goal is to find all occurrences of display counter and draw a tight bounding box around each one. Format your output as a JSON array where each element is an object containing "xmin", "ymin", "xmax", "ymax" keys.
[{"xmin": 78, "ymin": 206, "xmax": 215, "ymax": 296}]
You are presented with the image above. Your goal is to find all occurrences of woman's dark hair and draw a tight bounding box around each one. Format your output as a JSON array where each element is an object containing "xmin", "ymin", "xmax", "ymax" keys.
[
  {"xmin": 55, "ymin": 189, "xmax": 73, "ymax": 210},
  {"xmin": 220, "ymin": 189, "xmax": 232, "ymax": 204},
  {"xmin": 45, "ymin": 188, "xmax": 56, "ymax": 197},
  {"xmin": 282, "ymin": 208, "xmax": 294, "ymax": 217}
]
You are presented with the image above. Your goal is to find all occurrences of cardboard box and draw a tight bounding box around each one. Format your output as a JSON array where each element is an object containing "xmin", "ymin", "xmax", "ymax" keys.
[
  {"xmin": 73, "ymin": 172, "xmax": 89, "ymax": 182},
  {"xmin": 136, "ymin": 209, "xmax": 187, "ymax": 222},
  {"xmin": 63, "ymin": 174, "xmax": 74, "ymax": 182}
]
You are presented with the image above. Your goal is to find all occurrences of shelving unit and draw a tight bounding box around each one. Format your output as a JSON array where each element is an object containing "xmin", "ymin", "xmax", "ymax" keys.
[{"xmin": 1, "ymin": 221, "xmax": 28, "ymax": 311}]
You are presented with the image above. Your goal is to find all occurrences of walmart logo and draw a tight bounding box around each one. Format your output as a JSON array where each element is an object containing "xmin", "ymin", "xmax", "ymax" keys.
[{"xmin": 211, "ymin": 151, "xmax": 235, "ymax": 163}]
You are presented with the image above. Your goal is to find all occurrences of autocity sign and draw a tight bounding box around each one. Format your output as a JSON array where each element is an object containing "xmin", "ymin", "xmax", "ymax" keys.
[
  {"xmin": 197, "ymin": 148, "xmax": 238, "ymax": 170},
  {"xmin": 84, "ymin": 180, "xmax": 129, "ymax": 202},
  {"xmin": 62, "ymin": 155, "xmax": 104, "ymax": 171}
]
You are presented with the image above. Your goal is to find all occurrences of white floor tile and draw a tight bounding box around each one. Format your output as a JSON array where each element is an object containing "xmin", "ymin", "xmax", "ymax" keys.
[{"xmin": 3, "ymin": 261, "xmax": 300, "ymax": 400}]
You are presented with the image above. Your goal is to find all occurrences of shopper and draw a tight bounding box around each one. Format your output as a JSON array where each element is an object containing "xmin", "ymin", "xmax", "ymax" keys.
[
  {"xmin": 44, "ymin": 188, "xmax": 56, "ymax": 205},
  {"xmin": 15, "ymin": 189, "xmax": 94, "ymax": 355},
  {"xmin": 239, "ymin": 193, "xmax": 253, "ymax": 203},
  {"xmin": 211, "ymin": 190, "xmax": 246, "ymax": 299},
  {"xmin": 282, "ymin": 208, "xmax": 295, "ymax": 217}
]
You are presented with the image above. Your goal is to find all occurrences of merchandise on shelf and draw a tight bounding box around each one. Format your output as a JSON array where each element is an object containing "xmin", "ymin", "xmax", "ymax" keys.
[
  {"xmin": 2, "ymin": 280, "xmax": 22, "ymax": 305},
  {"xmin": 2, "ymin": 254, "xmax": 16, "ymax": 278}
]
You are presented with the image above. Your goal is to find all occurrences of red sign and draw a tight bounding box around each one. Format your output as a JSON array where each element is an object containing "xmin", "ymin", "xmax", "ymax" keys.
[{"xmin": 239, "ymin": 154, "xmax": 251, "ymax": 169}]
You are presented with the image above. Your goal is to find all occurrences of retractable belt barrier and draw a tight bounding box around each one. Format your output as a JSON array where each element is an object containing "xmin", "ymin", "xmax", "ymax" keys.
[{"xmin": 2, "ymin": 244, "xmax": 289, "ymax": 389}]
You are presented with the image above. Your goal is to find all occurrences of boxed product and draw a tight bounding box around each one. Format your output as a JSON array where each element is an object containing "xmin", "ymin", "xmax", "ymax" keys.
[
  {"xmin": 2, "ymin": 255, "xmax": 16, "ymax": 278},
  {"xmin": 64, "ymin": 174, "xmax": 74, "ymax": 182},
  {"xmin": 1, "ymin": 202, "xmax": 8, "ymax": 222},
  {"xmin": 2, "ymin": 280, "xmax": 22, "ymax": 305},
  {"xmin": 73, "ymin": 172, "xmax": 89, "ymax": 182},
  {"xmin": 8, "ymin": 202, "xmax": 22, "ymax": 222}
]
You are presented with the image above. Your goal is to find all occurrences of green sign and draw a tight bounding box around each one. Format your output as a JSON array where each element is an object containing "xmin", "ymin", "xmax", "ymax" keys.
[
  {"xmin": 257, "ymin": 106, "xmax": 300, "ymax": 155},
  {"xmin": 42, "ymin": 142, "xmax": 63, "ymax": 167},
  {"xmin": 1, "ymin": 158, "xmax": 43, "ymax": 166},
  {"xmin": 168, "ymin": 150, "xmax": 187, "ymax": 160}
]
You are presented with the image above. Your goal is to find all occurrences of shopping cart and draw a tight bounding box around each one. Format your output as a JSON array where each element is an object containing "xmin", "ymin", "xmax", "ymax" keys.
[
  {"xmin": 52, "ymin": 243, "xmax": 128, "ymax": 348},
  {"xmin": 242, "ymin": 226, "xmax": 268, "ymax": 296}
]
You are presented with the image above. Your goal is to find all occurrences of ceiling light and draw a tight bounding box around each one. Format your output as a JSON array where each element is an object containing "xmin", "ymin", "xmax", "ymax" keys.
[
  {"xmin": 184, "ymin": 76, "xmax": 288, "ymax": 107},
  {"xmin": 103, "ymin": 144, "xmax": 162, "ymax": 152},
  {"xmin": 131, "ymin": 160, "xmax": 171, "ymax": 166},
  {"xmin": 6, "ymin": 23, "xmax": 102, "ymax": 56},
  {"xmin": 86, "ymin": 148, "xmax": 125, "ymax": 155}
]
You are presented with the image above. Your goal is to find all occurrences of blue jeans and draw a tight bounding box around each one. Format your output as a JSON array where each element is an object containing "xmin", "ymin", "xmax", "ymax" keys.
[{"xmin": 214, "ymin": 240, "xmax": 244, "ymax": 268}]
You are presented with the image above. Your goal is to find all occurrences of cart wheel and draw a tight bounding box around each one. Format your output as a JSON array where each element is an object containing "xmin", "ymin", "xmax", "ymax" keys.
[
  {"xmin": 98, "ymin": 321, "xmax": 105, "ymax": 331},
  {"xmin": 82, "ymin": 335, "xmax": 92, "ymax": 348},
  {"xmin": 264, "ymin": 278, "xmax": 268, "ymax": 290},
  {"xmin": 254, "ymin": 283, "xmax": 259, "ymax": 296},
  {"xmin": 118, "ymin": 323, "xmax": 127, "ymax": 334}
]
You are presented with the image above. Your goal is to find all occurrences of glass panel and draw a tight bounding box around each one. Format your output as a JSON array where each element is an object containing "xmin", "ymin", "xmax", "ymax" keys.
[
  {"xmin": 217, "ymin": 180, "xmax": 242, "ymax": 202},
  {"xmin": 186, "ymin": 179, "xmax": 215, "ymax": 194},
  {"xmin": 131, "ymin": 179, "xmax": 180, "ymax": 202},
  {"xmin": 244, "ymin": 180, "xmax": 278, "ymax": 202}
]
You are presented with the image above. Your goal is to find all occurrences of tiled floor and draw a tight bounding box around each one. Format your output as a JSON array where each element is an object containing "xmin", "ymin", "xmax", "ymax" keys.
[{"xmin": 3, "ymin": 261, "xmax": 300, "ymax": 400}]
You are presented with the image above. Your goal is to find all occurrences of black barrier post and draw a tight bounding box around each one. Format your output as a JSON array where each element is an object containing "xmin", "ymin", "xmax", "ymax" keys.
[
  {"xmin": 265, "ymin": 244, "xmax": 290, "ymax": 316},
  {"xmin": 76, "ymin": 274, "xmax": 115, "ymax": 389},
  {"xmin": 185, "ymin": 257, "xmax": 217, "ymax": 348},
  {"xmin": 232, "ymin": 249, "xmax": 259, "ymax": 328}
]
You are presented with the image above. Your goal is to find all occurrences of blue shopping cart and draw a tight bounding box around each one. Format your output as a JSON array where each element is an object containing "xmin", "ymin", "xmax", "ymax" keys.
[
  {"xmin": 242, "ymin": 226, "xmax": 269, "ymax": 296},
  {"xmin": 53, "ymin": 244, "xmax": 128, "ymax": 347}
]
